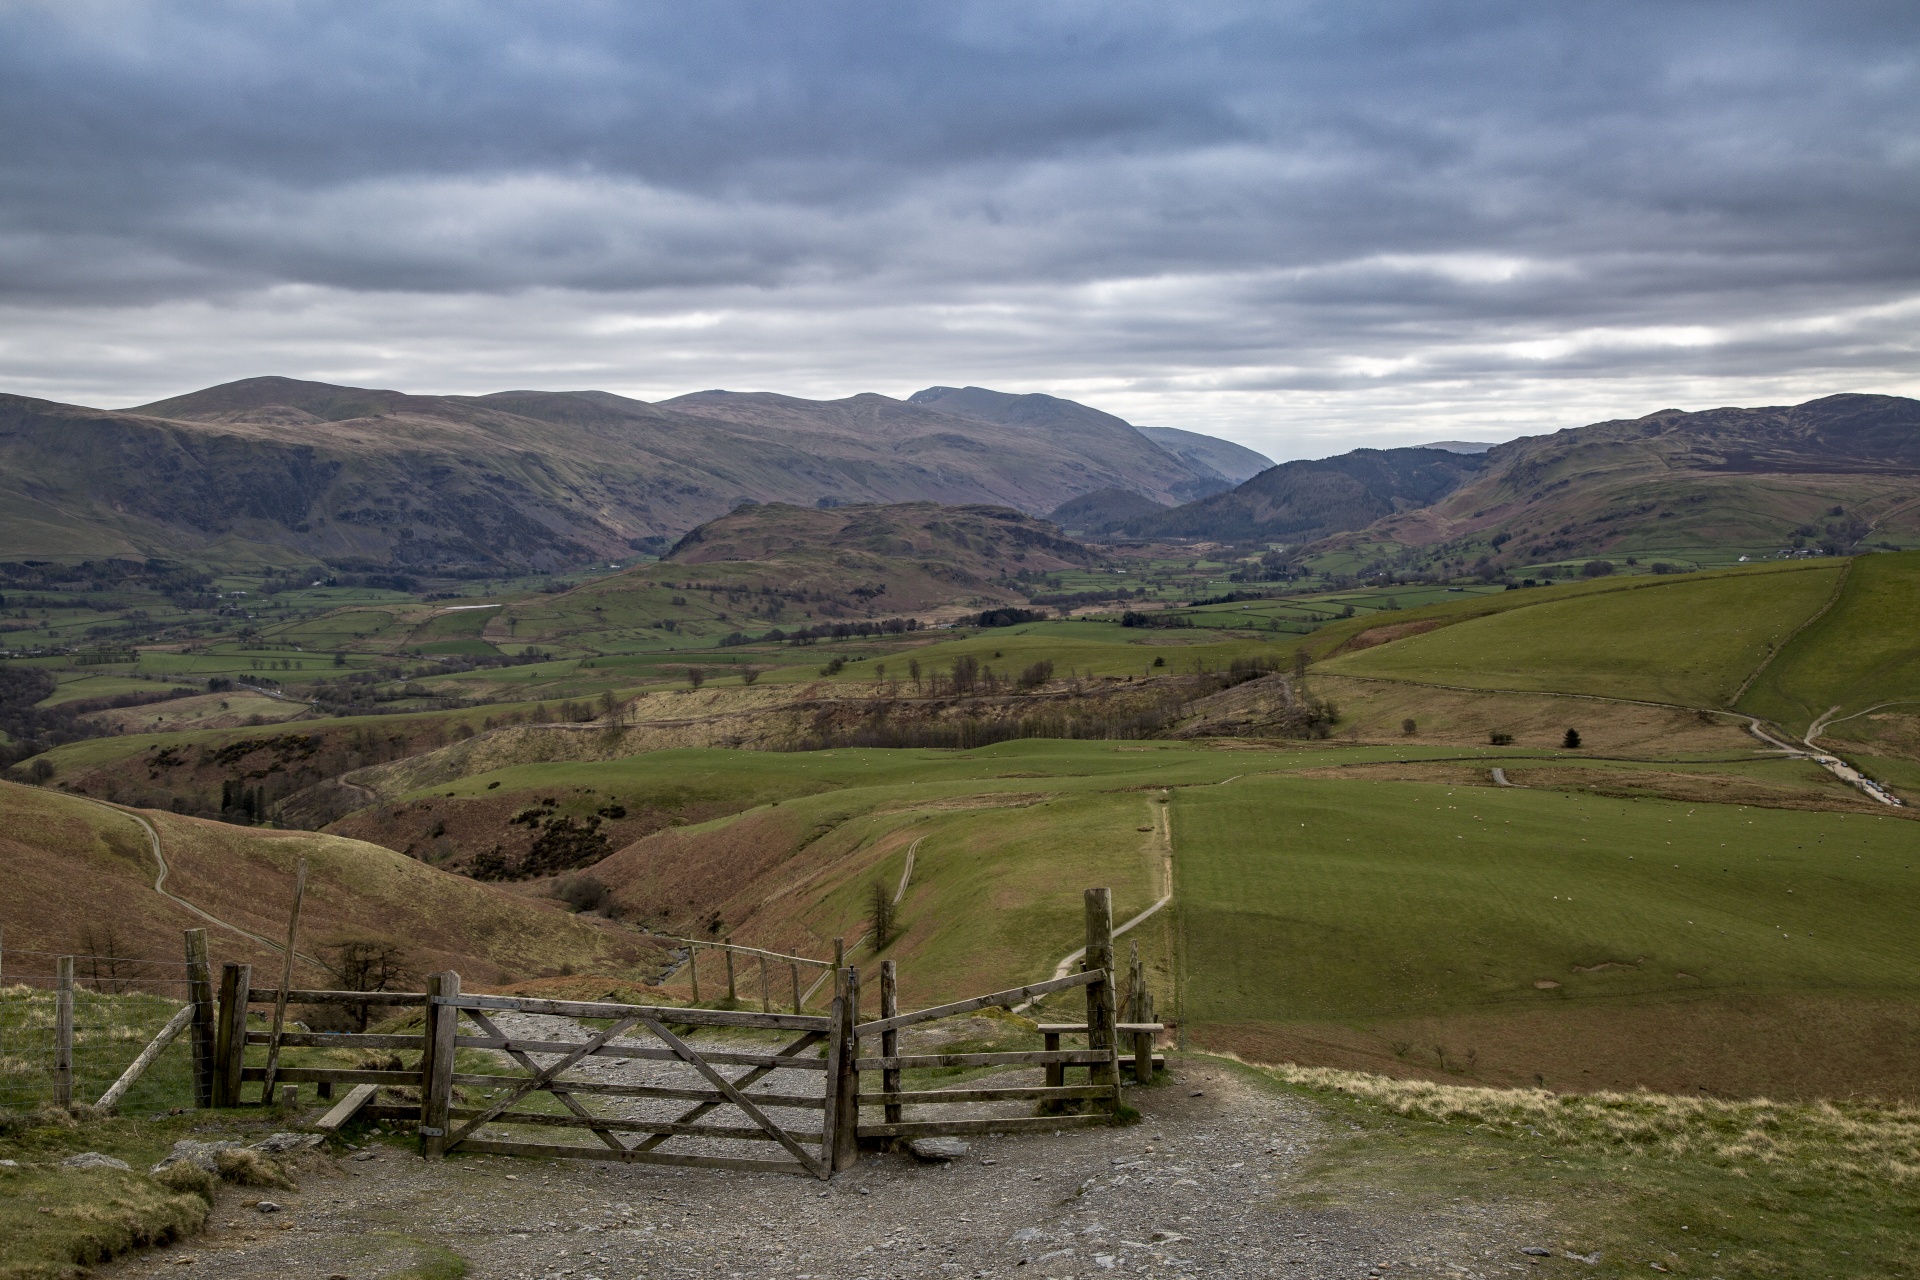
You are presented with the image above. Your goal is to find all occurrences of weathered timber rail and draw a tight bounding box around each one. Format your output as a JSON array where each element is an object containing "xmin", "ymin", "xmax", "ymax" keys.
[{"xmin": 195, "ymin": 885, "xmax": 1161, "ymax": 1179}]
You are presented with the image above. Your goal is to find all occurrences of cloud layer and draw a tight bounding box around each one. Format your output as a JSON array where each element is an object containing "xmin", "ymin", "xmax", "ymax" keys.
[{"xmin": 1, "ymin": 1, "xmax": 1916, "ymax": 456}]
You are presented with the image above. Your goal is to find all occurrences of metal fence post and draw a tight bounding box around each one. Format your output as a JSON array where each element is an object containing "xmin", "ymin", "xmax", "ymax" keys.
[
  {"xmin": 184, "ymin": 929, "xmax": 215, "ymax": 1108},
  {"xmin": 53, "ymin": 956, "xmax": 74, "ymax": 1108}
]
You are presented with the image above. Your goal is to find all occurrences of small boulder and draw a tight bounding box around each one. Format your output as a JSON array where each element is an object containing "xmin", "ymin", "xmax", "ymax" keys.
[
  {"xmin": 908, "ymin": 1137, "xmax": 970, "ymax": 1162},
  {"xmin": 255, "ymin": 1200, "xmax": 283, "ymax": 1214},
  {"xmin": 251, "ymin": 1132, "xmax": 320, "ymax": 1154},
  {"xmin": 1521, "ymin": 1247, "xmax": 1553, "ymax": 1256},
  {"xmin": 62, "ymin": 1152, "xmax": 130, "ymax": 1171},
  {"xmin": 151, "ymin": 1139, "xmax": 242, "ymax": 1175}
]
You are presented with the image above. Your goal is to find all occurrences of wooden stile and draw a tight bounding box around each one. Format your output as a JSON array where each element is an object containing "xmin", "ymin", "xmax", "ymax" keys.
[{"xmin": 314, "ymin": 1082, "xmax": 377, "ymax": 1133}]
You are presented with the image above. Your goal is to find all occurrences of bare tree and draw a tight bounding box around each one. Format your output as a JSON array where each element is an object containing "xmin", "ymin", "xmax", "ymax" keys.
[
  {"xmin": 323, "ymin": 936, "xmax": 411, "ymax": 1032},
  {"xmin": 77, "ymin": 923, "xmax": 133, "ymax": 993}
]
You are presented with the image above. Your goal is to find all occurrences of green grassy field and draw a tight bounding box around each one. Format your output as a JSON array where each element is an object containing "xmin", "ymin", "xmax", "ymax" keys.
[
  {"xmin": 1173, "ymin": 772, "xmax": 1920, "ymax": 1095},
  {"xmin": 1740, "ymin": 551, "xmax": 1920, "ymax": 735},
  {"xmin": 1323, "ymin": 562, "xmax": 1842, "ymax": 706}
]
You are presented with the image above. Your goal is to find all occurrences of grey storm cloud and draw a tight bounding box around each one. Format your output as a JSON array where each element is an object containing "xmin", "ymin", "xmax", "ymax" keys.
[{"xmin": 0, "ymin": 0, "xmax": 1916, "ymax": 454}]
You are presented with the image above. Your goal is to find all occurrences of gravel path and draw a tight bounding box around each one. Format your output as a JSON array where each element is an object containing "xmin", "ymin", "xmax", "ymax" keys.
[{"xmin": 104, "ymin": 1054, "xmax": 1549, "ymax": 1280}]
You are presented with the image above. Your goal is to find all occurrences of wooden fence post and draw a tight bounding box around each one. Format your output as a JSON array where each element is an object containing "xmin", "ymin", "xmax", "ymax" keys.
[
  {"xmin": 832, "ymin": 937, "xmax": 845, "ymax": 999},
  {"xmin": 260, "ymin": 857, "xmax": 308, "ymax": 1105},
  {"xmin": 759, "ymin": 953, "xmax": 770, "ymax": 1013},
  {"xmin": 790, "ymin": 961, "xmax": 802, "ymax": 1014},
  {"xmin": 833, "ymin": 966, "xmax": 860, "ymax": 1171},
  {"xmin": 1127, "ymin": 939, "xmax": 1153, "ymax": 1085},
  {"xmin": 53, "ymin": 956, "xmax": 74, "ymax": 1108},
  {"xmin": 184, "ymin": 928, "xmax": 215, "ymax": 1108},
  {"xmin": 216, "ymin": 963, "xmax": 252, "ymax": 1106},
  {"xmin": 879, "ymin": 959, "xmax": 901, "ymax": 1127},
  {"xmin": 1083, "ymin": 888, "xmax": 1118, "ymax": 1109},
  {"xmin": 420, "ymin": 971, "xmax": 459, "ymax": 1159},
  {"xmin": 688, "ymin": 945, "xmax": 700, "ymax": 1003},
  {"xmin": 725, "ymin": 941, "xmax": 737, "ymax": 1003}
]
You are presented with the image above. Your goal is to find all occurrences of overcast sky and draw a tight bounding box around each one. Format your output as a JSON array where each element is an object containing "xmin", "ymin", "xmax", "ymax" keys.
[{"xmin": 1, "ymin": 2, "xmax": 1915, "ymax": 459}]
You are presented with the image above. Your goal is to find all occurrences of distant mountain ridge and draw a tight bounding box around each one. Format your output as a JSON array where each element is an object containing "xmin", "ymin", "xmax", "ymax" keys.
[
  {"xmin": 1136, "ymin": 426, "xmax": 1274, "ymax": 483},
  {"xmin": 1130, "ymin": 392, "xmax": 1920, "ymax": 564},
  {"xmin": 0, "ymin": 376, "xmax": 1247, "ymax": 570},
  {"xmin": 1114, "ymin": 447, "xmax": 1487, "ymax": 545}
]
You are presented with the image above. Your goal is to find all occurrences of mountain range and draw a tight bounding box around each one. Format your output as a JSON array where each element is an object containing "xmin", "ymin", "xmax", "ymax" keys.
[
  {"xmin": 4, "ymin": 375, "xmax": 1915, "ymax": 576},
  {"xmin": 1071, "ymin": 393, "xmax": 1920, "ymax": 565},
  {"xmin": 0, "ymin": 377, "xmax": 1253, "ymax": 571}
]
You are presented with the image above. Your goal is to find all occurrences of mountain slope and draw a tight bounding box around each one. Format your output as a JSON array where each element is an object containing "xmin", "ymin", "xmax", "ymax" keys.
[
  {"xmin": 0, "ymin": 779, "xmax": 664, "ymax": 984},
  {"xmin": 1136, "ymin": 425, "xmax": 1274, "ymax": 484},
  {"xmin": 1118, "ymin": 447, "xmax": 1486, "ymax": 544},
  {"xmin": 1336, "ymin": 393, "xmax": 1920, "ymax": 563},
  {"xmin": 906, "ymin": 385, "xmax": 1229, "ymax": 502},
  {"xmin": 1047, "ymin": 487, "xmax": 1168, "ymax": 533},
  {"xmin": 497, "ymin": 501, "xmax": 1098, "ymax": 647},
  {"xmin": 0, "ymin": 377, "xmax": 1210, "ymax": 570}
]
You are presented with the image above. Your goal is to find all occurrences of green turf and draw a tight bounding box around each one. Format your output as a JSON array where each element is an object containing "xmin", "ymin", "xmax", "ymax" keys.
[
  {"xmin": 1172, "ymin": 775, "xmax": 1920, "ymax": 1026},
  {"xmin": 1322, "ymin": 562, "xmax": 1842, "ymax": 707},
  {"xmin": 1739, "ymin": 550, "xmax": 1920, "ymax": 735}
]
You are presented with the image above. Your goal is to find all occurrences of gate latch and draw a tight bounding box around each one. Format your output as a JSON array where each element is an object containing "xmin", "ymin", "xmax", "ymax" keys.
[{"xmin": 418, "ymin": 1126, "xmax": 445, "ymax": 1137}]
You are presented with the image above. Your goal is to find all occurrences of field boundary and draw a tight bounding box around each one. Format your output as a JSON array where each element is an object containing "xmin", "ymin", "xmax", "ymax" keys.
[{"xmin": 1731, "ymin": 555, "xmax": 1854, "ymax": 710}]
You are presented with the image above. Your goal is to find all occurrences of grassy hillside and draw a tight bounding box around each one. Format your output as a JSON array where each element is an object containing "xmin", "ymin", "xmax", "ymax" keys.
[
  {"xmin": 1740, "ymin": 551, "xmax": 1920, "ymax": 734},
  {"xmin": 1175, "ymin": 773, "xmax": 1920, "ymax": 1098},
  {"xmin": 1322, "ymin": 561, "xmax": 1842, "ymax": 707},
  {"xmin": 0, "ymin": 780, "xmax": 664, "ymax": 985},
  {"xmin": 1304, "ymin": 393, "xmax": 1920, "ymax": 575},
  {"xmin": 333, "ymin": 734, "xmax": 1920, "ymax": 1097}
]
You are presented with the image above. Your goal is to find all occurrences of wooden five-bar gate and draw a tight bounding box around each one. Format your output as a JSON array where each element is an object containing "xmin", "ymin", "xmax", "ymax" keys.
[{"xmin": 209, "ymin": 888, "xmax": 1159, "ymax": 1178}]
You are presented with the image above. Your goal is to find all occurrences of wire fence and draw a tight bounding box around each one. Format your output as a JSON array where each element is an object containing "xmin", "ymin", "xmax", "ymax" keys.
[{"xmin": 0, "ymin": 946, "xmax": 201, "ymax": 1117}]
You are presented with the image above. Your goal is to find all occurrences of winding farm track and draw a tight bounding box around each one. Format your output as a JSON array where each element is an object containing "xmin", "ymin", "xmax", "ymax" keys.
[
  {"xmin": 66, "ymin": 793, "xmax": 325, "ymax": 965},
  {"xmin": 1037, "ymin": 794, "xmax": 1176, "ymax": 991},
  {"xmin": 1327, "ymin": 673, "xmax": 1902, "ymax": 805}
]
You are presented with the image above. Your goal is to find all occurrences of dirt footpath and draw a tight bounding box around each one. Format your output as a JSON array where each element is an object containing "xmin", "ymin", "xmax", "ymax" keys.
[{"xmin": 104, "ymin": 1061, "xmax": 1548, "ymax": 1280}]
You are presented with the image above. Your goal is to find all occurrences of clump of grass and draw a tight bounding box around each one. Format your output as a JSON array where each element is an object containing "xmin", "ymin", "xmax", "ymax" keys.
[
  {"xmin": 1263, "ymin": 1062, "xmax": 1920, "ymax": 1185},
  {"xmin": 0, "ymin": 1164, "xmax": 209, "ymax": 1280}
]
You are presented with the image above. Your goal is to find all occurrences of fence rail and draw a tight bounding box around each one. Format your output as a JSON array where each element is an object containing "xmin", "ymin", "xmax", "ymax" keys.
[
  {"xmin": 10, "ymin": 885, "xmax": 1157, "ymax": 1185},
  {"xmin": 0, "ymin": 931, "xmax": 214, "ymax": 1116}
]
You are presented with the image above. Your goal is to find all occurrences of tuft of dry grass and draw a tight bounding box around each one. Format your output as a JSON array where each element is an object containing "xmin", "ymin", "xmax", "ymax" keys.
[{"xmin": 1263, "ymin": 1062, "xmax": 1920, "ymax": 1185}]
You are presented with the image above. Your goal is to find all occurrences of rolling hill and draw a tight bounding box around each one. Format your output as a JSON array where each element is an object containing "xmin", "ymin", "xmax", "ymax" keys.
[
  {"xmin": 1116, "ymin": 446, "xmax": 1487, "ymax": 544},
  {"xmin": 0, "ymin": 377, "xmax": 1232, "ymax": 571},
  {"xmin": 1107, "ymin": 393, "xmax": 1920, "ymax": 567},
  {"xmin": 0, "ymin": 779, "xmax": 666, "ymax": 985},
  {"xmin": 1316, "ymin": 392, "xmax": 1920, "ymax": 566},
  {"xmin": 492, "ymin": 501, "xmax": 1099, "ymax": 650}
]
